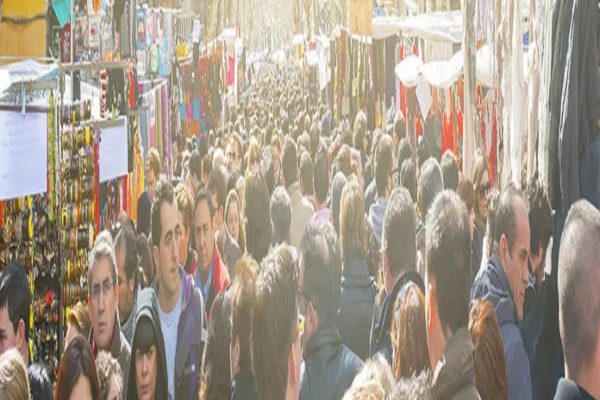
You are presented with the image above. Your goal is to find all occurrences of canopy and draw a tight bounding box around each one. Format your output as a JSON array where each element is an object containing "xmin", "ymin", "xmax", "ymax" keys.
[
  {"xmin": 372, "ymin": 11, "xmax": 462, "ymax": 43},
  {"xmin": 0, "ymin": 59, "xmax": 58, "ymax": 99}
]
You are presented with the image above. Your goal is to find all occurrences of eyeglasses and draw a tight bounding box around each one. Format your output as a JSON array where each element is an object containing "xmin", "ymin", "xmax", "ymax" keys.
[
  {"xmin": 91, "ymin": 278, "xmax": 115, "ymax": 302},
  {"xmin": 479, "ymin": 183, "xmax": 490, "ymax": 198}
]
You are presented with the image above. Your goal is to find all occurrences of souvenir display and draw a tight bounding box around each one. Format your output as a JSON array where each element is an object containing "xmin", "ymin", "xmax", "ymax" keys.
[{"xmin": 57, "ymin": 99, "xmax": 96, "ymax": 350}]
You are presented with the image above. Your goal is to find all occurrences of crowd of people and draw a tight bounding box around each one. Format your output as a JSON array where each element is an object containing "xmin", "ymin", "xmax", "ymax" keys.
[{"xmin": 0, "ymin": 62, "xmax": 598, "ymax": 400}]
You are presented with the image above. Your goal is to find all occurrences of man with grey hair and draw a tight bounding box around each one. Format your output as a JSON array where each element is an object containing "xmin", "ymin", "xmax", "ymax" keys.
[
  {"xmin": 555, "ymin": 200, "xmax": 600, "ymax": 400},
  {"xmin": 271, "ymin": 186, "xmax": 292, "ymax": 247},
  {"xmin": 88, "ymin": 230, "xmax": 131, "ymax": 388}
]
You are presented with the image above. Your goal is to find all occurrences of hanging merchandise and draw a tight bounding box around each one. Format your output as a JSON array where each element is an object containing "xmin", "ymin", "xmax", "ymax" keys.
[
  {"xmin": 57, "ymin": 100, "xmax": 97, "ymax": 350},
  {"xmin": 0, "ymin": 96, "xmax": 60, "ymax": 381}
]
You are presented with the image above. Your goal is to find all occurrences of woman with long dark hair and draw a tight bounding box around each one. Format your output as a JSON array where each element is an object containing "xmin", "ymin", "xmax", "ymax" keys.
[{"xmin": 55, "ymin": 335, "xmax": 101, "ymax": 400}]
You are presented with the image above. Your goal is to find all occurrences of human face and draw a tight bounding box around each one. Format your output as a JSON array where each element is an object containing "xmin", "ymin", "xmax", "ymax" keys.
[
  {"xmin": 502, "ymin": 201, "xmax": 531, "ymax": 322},
  {"xmin": 272, "ymin": 146, "xmax": 281, "ymax": 176},
  {"xmin": 116, "ymin": 246, "xmax": 135, "ymax": 324},
  {"xmin": 0, "ymin": 306, "xmax": 17, "ymax": 355},
  {"xmin": 194, "ymin": 200, "xmax": 215, "ymax": 274},
  {"xmin": 135, "ymin": 345, "xmax": 158, "ymax": 400},
  {"xmin": 89, "ymin": 256, "xmax": 118, "ymax": 351},
  {"xmin": 177, "ymin": 211, "xmax": 190, "ymax": 266},
  {"xmin": 70, "ymin": 375, "xmax": 93, "ymax": 400},
  {"xmin": 107, "ymin": 374, "xmax": 121, "ymax": 400},
  {"xmin": 146, "ymin": 166, "xmax": 156, "ymax": 199},
  {"xmin": 477, "ymin": 170, "xmax": 490, "ymax": 222},
  {"xmin": 227, "ymin": 141, "xmax": 241, "ymax": 173},
  {"xmin": 226, "ymin": 200, "xmax": 240, "ymax": 245},
  {"xmin": 211, "ymin": 192, "xmax": 224, "ymax": 234},
  {"xmin": 153, "ymin": 201, "xmax": 181, "ymax": 299}
]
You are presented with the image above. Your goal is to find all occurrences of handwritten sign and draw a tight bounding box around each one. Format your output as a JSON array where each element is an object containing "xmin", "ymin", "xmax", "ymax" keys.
[
  {"xmin": 349, "ymin": 0, "xmax": 373, "ymax": 36},
  {"xmin": 0, "ymin": 111, "xmax": 48, "ymax": 200}
]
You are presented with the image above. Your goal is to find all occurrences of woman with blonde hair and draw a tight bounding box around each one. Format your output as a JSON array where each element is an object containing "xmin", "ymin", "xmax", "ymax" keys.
[
  {"xmin": 0, "ymin": 348, "xmax": 29, "ymax": 400},
  {"xmin": 469, "ymin": 299, "xmax": 508, "ymax": 400},
  {"xmin": 470, "ymin": 149, "xmax": 490, "ymax": 280},
  {"xmin": 338, "ymin": 180, "xmax": 376, "ymax": 361},
  {"xmin": 390, "ymin": 283, "xmax": 430, "ymax": 380}
]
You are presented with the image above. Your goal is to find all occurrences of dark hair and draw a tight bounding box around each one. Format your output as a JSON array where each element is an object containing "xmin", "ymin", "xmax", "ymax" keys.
[
  {"xmin": 252, "ymin": 244, "xmax": 298, "ymax": 400},
  {"xmin": 115, "ymin": 225, "xmax": 138, "ymax": 282},
  {"xmin": 270, "ymin": 186, "xmax": 292, "ymax": 246},
  {"xmin": 493, "ymin": 186, "xmax": 524, "ymax": 254},
  {"xmin": 417, "ymin": 158, "xmax": 443, "ymax": 220},
  {"xmin": 353, "ymin": 111, "xmax": 368, "ymax": 152},
  {"xmin": 282, "ymin": 137, "xmax": 298, "ymax": 187},
  {"xmin": 313, "ymin": 148, "xmax": 329, "ymax": 204},
  {"xmin": 231, "ymin": 257, "xmax": 259, "ymax": 373},
  {"xmin": 417, "ymin": 136, "xmax": 430, "ymax": 171},
  {"xmin": 227, "ymin": 171, "xmax": 240, "ymax": 194},
  {"xmin": 393, "ymin": 111, "xmax": 406, "ymax": 143},
  {"xmin": 151, "ymin": 179, "xmax": 176, "ymax": 247},
  {"xmin": 202, "ymin": 154, "xmax": 212, "ymax": 182},
  {"xmin": 382, "ymin": 188, "xmax": 416, "ymax": 276},
  {"xmin": 300, "ymin": 221, "xmax": 342, "ymax": 323},
  {"xmin": 399, "ymin": 159, "xmax": 417, "ymax": 204},
  {"xmin": 55, "ymin": 335, "xmax": 101, "ymax": 400},
  {"xmin": 425, "ymin": 190, "xmax": 471, "ymax": 333},
  {"xmin": 526, "ymin": 179, "xmax": 552, "ymax": 257},
  {"xmin": 208, "ymin": 167, "xmax": 227, "ymax": 212},
  {"xmin": 441, "ymin": 150, "xmax": 459, "ymax": 192},
  {"xmin": 29, "ymin": 362, "xmax": 53, "ymax": 400},
  {"xmin": 0, "ymin": 262, "xmax": 31, "ymax": 344},
  {"xmin": 375, "ymin": 134, "xmax": 394, "ymax": 196},
  {"xmin": 245, "ymin": 171, "xmax": 272, "ymax": 263},
  {"xmin": 558, "ymin": 200, "xmax": 600, "ymax": 379},
  {"xmin": 396, "ymin": 139, "xmax": 413, "ymax": 182},
  {"xmin": 189, "ymin": 150, "xmax": 202, "ymax": 182},
  {"xmin": 299, "ymin": 151, "xmax": 313, "ymax": 197},
  {"xmin": 200, "ymin": 291, "xmax": 232, "ymax": 400},
  {"xmin": 309, "ymin": 123, "xmax": 320, "ymax": 157},
  {"xmin": 340, "ymin": 180, "xmax": 368, "ymax": 259}
]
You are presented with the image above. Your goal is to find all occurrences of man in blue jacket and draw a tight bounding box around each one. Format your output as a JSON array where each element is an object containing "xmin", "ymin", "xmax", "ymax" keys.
[
  {"xmin": 150, "ymin": 178, "xmax": 207, "ymax": 400},
  {"xmin": 471, "ymin": 186, "xmax": 533, "ymax": 400}
]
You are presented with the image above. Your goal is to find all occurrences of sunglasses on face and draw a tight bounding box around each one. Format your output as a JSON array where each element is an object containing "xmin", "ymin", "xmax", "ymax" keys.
[{"xmin": 479, "ymin": 183, "xmax": 490, "ymax": 198}]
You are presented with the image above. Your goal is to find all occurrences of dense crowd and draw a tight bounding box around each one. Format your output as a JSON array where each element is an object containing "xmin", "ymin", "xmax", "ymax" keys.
[{"xmin": 0, "ymin": 62, "xmax": 597, "ymax": 400}]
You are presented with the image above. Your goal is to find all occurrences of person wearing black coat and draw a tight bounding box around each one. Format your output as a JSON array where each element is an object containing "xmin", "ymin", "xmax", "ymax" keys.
[{"xmin": 126, "ymin": 288, "xmax": 169, "ymax": 400}]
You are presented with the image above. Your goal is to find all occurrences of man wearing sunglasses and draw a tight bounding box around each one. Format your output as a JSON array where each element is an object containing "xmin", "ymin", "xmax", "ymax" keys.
[
  {"xmin": 298, "ymin": 221, "xmax": 362, "ymax": 400},
  {"xmin": 87, "ymin": 230, "xmax": 131, "ymax": 389}
]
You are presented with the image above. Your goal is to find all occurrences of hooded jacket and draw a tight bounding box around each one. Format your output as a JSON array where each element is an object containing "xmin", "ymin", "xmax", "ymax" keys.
[
  {"xmin": 432, "ymin": 327, "xmax": 479, "ymax": 400},
  {"xmin": 126, "ymin": 288, "xmax": 169, "ymax": 400},
  {"xmin": 300, "ymin": 321, "xmax": 363, "ymax": 400},
  {"xmin": 338, "ymin": 254, "xmax": 376, "ymax": 360},
  {"xmin": 155, "ymin": 267, "xmax": 207, "ymax": 400},
  {"xmin": 370, "ymin": 270, "xmax": 424, "ymax": 364},
  {"xmin": 471, "ymin": 255, "xmax": 533, "ymax": 400}
]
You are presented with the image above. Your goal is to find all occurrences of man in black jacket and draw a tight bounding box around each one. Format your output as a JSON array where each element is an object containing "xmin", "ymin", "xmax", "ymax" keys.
[
  {"xmin": 554, "ymin": 201, "xmax": 600, "ymax": 400},
  {"xmin": 299, "ymin": 221, "xmax": 362, "ymax": 400},
  {"xmin": 370, "ymin": 188, "xmax": 424, "ymax": 364}
]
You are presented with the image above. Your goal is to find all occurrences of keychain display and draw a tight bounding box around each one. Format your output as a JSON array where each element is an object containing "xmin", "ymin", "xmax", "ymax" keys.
[{"xmin": 57, "ymin": 99, "xmax": 96, "ymax": 352}]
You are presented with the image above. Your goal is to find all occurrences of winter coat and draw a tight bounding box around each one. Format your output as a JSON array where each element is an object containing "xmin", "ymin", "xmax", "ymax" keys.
[
  {"xmin": 432, "ymin": 327, "xmax": 479, "ymax": 400},
  {"xmin": 471, "ymin": 255, "xmax": 533, "ymax": 400},
  {"xmin": 338, "ymin": 254, "xmax": 375, "ymax": 361},
  {"xmin": 300, "ymin": 322, "xmax": 363, "ymax": 400},
  {"xmin": 126, "ymin": 288, "xmax": 169, "ymax": 400}
]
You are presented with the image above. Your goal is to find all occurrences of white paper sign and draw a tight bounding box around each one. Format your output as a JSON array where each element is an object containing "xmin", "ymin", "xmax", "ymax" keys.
[
  {"xmin": 99, "ymin": 118, "xmax": 129, "ymax": 183},
  {"xmin": 192, "ymin": 20, "xmax": 201, "ymax": 44},
  {"xmin": 415, "ymin": 79, "xmax": 433, "ymax": 118},
  {"xmin": 0, "ymin": 111, "xmax": 48, "ymax": 200}
]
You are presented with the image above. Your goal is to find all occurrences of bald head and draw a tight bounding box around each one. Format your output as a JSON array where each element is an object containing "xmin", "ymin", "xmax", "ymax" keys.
[{"xmin": 559, "ymin": 200, "xmax": 600, "ymax": 381}]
